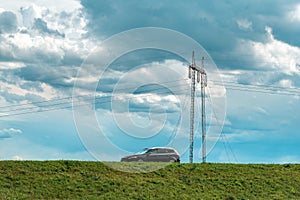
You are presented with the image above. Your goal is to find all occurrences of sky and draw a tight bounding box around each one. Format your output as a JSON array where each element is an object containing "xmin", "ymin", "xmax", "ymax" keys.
[{"xmin": 0, "ymin": 0, "xmax": 300, "ymax": 164}]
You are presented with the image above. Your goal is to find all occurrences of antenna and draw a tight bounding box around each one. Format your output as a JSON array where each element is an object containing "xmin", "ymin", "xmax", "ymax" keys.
[{"xmin": 188, "ymin": 51, "xmax": 207, "ymax": 163}]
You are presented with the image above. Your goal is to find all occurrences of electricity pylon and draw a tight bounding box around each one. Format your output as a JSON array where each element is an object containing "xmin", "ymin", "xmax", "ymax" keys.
[{"xmin": 188, "ymin": 51, "xmax": 207, "ymax": 163}]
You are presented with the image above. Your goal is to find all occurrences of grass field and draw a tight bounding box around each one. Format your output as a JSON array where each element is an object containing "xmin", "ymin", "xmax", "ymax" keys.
[{"xmin": 0, "ymin": 161, "xmax": 299, "ymax": 199}]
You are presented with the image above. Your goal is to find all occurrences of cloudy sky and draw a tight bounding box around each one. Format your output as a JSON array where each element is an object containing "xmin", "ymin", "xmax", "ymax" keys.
[{"xmin": 0, "ymin": 0, "xmax": 300, "ymax": 163}]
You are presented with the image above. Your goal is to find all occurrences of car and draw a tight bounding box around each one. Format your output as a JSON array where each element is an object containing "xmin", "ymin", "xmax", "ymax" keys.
[{"xmin": 120, "ymin": 147, "xmax": 180, "ymax": 163}]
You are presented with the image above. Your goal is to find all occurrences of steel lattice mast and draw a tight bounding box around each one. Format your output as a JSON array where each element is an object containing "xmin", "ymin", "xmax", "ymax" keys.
[
  {"xmin": 201, "ymin": 56, "xmax": 207, "ymax": 163},
  {"xmin": 188, "ymin": 51, "xmax": 207, "ymax": 163}
]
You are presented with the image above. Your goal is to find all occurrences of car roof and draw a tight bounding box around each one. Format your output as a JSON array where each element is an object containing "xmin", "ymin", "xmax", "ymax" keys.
[
  {"xmin": 143, "ymin": 147, "xmax": 180, "ymax": 155},
  {"xmin": 145, "ymin": 147, "xmax": 176, "ymax": 150}
]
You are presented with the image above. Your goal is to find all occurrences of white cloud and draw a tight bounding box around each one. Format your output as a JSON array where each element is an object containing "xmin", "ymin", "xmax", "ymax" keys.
[
  {"xmin": 20, "ymin": 4, "xmax": 43, "ymax": 27},
  {"xmin": 0, "ymin": 62, "xmax": 25, "ymax": 70},
  {"xmin": 0, "ymin": 128, "xmax": 22, "ymax": 138},
  {"xmin": 0, "ymin": 3, "xmax": 95, "ymax": 63},
  {"xmin": 287, "ymin": 4, "xmax": 300, "ymax": 22},
  {"xmin": 12, "ymin": 155, "xmax": 23, "ymax": 160},
  {"xmin": 237, "ymin": 26, "xmax": 300, "ymax": 75},
  {"xmin": 0, "ymin": 0, "xmax": 81, "ymax": 13},
  {"xmin": 0, "ymin": 3, "xmax": 98, "ymax": 105},
  {"xmin": 236, "ymin": 18, "xmax": 252, "ymax": 31},
  {"xmin": 278, "ymin": 79, "xmax": 294, "ymax": 88},
  {"xmin": 0, "ymin": 78, "xmax": 59, "ymax": 101}
]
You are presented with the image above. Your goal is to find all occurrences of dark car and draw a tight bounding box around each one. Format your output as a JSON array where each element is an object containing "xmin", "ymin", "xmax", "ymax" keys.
[{"xmin": 121, "ymin": 147, "xmax": 180, "ymax": 163}]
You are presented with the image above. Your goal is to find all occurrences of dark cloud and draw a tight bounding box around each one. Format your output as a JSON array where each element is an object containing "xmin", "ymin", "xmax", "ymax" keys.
[
  {"xmin": 0, "ymin": 38, "xmax": 62, "ymax": 65},
  {"xmin": 80, "ymin": 0, "xmax": 300, "ymax": 71},
  {"xmin": 19, "ymin": 81, "xmax": 43, "ymax": 92},
  {"xmin": 33, "ymin": 18, "xmax": 65, "ymax": 37},
  {"xmin": 14, "ymin": 65, "xmax": 76, "ymax": 89},
  {"xmin": 94, "ymin": 96, "xmax": 113, "ymax": 110},
  {"xmin": 0, "ymin": 42, "xmax": 14, "ymax": 61},
  {"xmin": 108, "ymin": 49, "xmax": 187, "ymax": 72},
  {"xmin": 62, "ymin": 50, "xmax": 84, "ymax": 66},
  {"xmin": 80, "ymin": 0, "xmax": 240, "ymax": 50},
  {"xmin": 0, "ymin": 11, "xmax": 18, "ymax": 34}
]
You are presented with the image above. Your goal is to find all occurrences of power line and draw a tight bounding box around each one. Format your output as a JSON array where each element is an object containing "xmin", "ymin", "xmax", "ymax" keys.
[
  {"xmin": 2, "ymin": 77, "xmax": 300, "ymax": 117},
  {"xmin": 208, "ymin": 80, "xmax": 300, "ymax": 97},
  {"xmin": 220, "ymin": 134, "xmax": 238, "ymax": 163},
  {"xmin": 0, "ymin": 85, "xmax": 190, "ymax": 118},
  {"xmin": 220, "ymin": 134, "xmax": 231, "ymax": 162},
  {"xmin": 0, "ymin": 78, "xmax": 189, "ymax": 113},
  {"xmin": 213, "ymin": 80, "xmax": 300, "ymax": 93},
  {"xmin": 207, "ymin": 89, "xmax": 238, "ymax": 163},
  {"xmin": 4, "ymin": 78, "xmax": 298, "ymax": 114},
  {"xmin": 167, "ymin": 87, "xmax": 190, "ymax": 144},
  {"xmin": 221, "ymin": 85, "xmax": 300, "ymax": 97}
]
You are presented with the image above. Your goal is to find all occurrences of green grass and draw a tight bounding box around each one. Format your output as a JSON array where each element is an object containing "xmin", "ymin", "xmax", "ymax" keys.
[{"xmin": 0, "ymin": 161, "xmax": 299, "ymax": 199}]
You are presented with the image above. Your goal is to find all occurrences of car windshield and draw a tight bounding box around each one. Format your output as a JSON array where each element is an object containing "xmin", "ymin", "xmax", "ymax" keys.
[{"xmin": 134, "ymin": 148, "xmax": 149, "ymax": 155}]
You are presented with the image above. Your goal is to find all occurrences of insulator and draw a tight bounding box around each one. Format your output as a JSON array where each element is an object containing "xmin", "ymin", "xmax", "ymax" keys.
[
  {"xmin": 204, "ymin": 75, "xmax": 207, "ymax": 87},
  {"xmin": 188, "ymin": 66, "xmax": 192, "ymax": 79},
  {"xmin": 197, "ymin": 72, "xmax": 200, "ymax": 83}
]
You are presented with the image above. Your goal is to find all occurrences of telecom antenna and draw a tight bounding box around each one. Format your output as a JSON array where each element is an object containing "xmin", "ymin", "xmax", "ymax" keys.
[{"xmin": 188, "ymin": 51, "xmax": 207, "ymax": 163}]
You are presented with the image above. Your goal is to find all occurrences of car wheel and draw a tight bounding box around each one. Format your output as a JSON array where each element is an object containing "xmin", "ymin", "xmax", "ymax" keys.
[{"xmin": 169, "ymin": 159, "xmax": 176, "ymax": 162}]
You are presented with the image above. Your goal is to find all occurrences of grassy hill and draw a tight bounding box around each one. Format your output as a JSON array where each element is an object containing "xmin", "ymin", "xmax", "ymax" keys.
[{"xmin": 0, "ymin": 161, "xmax": 299, "ymax": 199}]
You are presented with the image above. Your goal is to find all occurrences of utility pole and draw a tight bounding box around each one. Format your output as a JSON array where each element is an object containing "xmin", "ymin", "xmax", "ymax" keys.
[{"xmin": 188, "ymin": 51, "xmax": 207, "ymax": 163}]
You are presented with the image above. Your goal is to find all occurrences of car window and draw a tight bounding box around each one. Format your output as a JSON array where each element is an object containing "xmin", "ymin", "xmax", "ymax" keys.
[
  {"xmin": 135, "ymin": 149, "xmax": 148, "ymax": 155},
  {"xmin": 147, "ymin": 149, "xmax": 157, "ymax": 154},
  {"xmin": 166, "ymin": 149, "xmax": 175, "ymax": 153},
  {"xmin": 145, "ymin": 148, "xmax": 176, "ymax": 154},
  {"xmin": 157, "ymin": 149, "xmax": 165, "ymax": 153}
]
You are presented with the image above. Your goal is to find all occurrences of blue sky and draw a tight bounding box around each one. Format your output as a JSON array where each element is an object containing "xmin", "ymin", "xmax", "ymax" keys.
[{"xmin": 0, "ymin": 0, "xmax": 300, "ymax": 163}]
